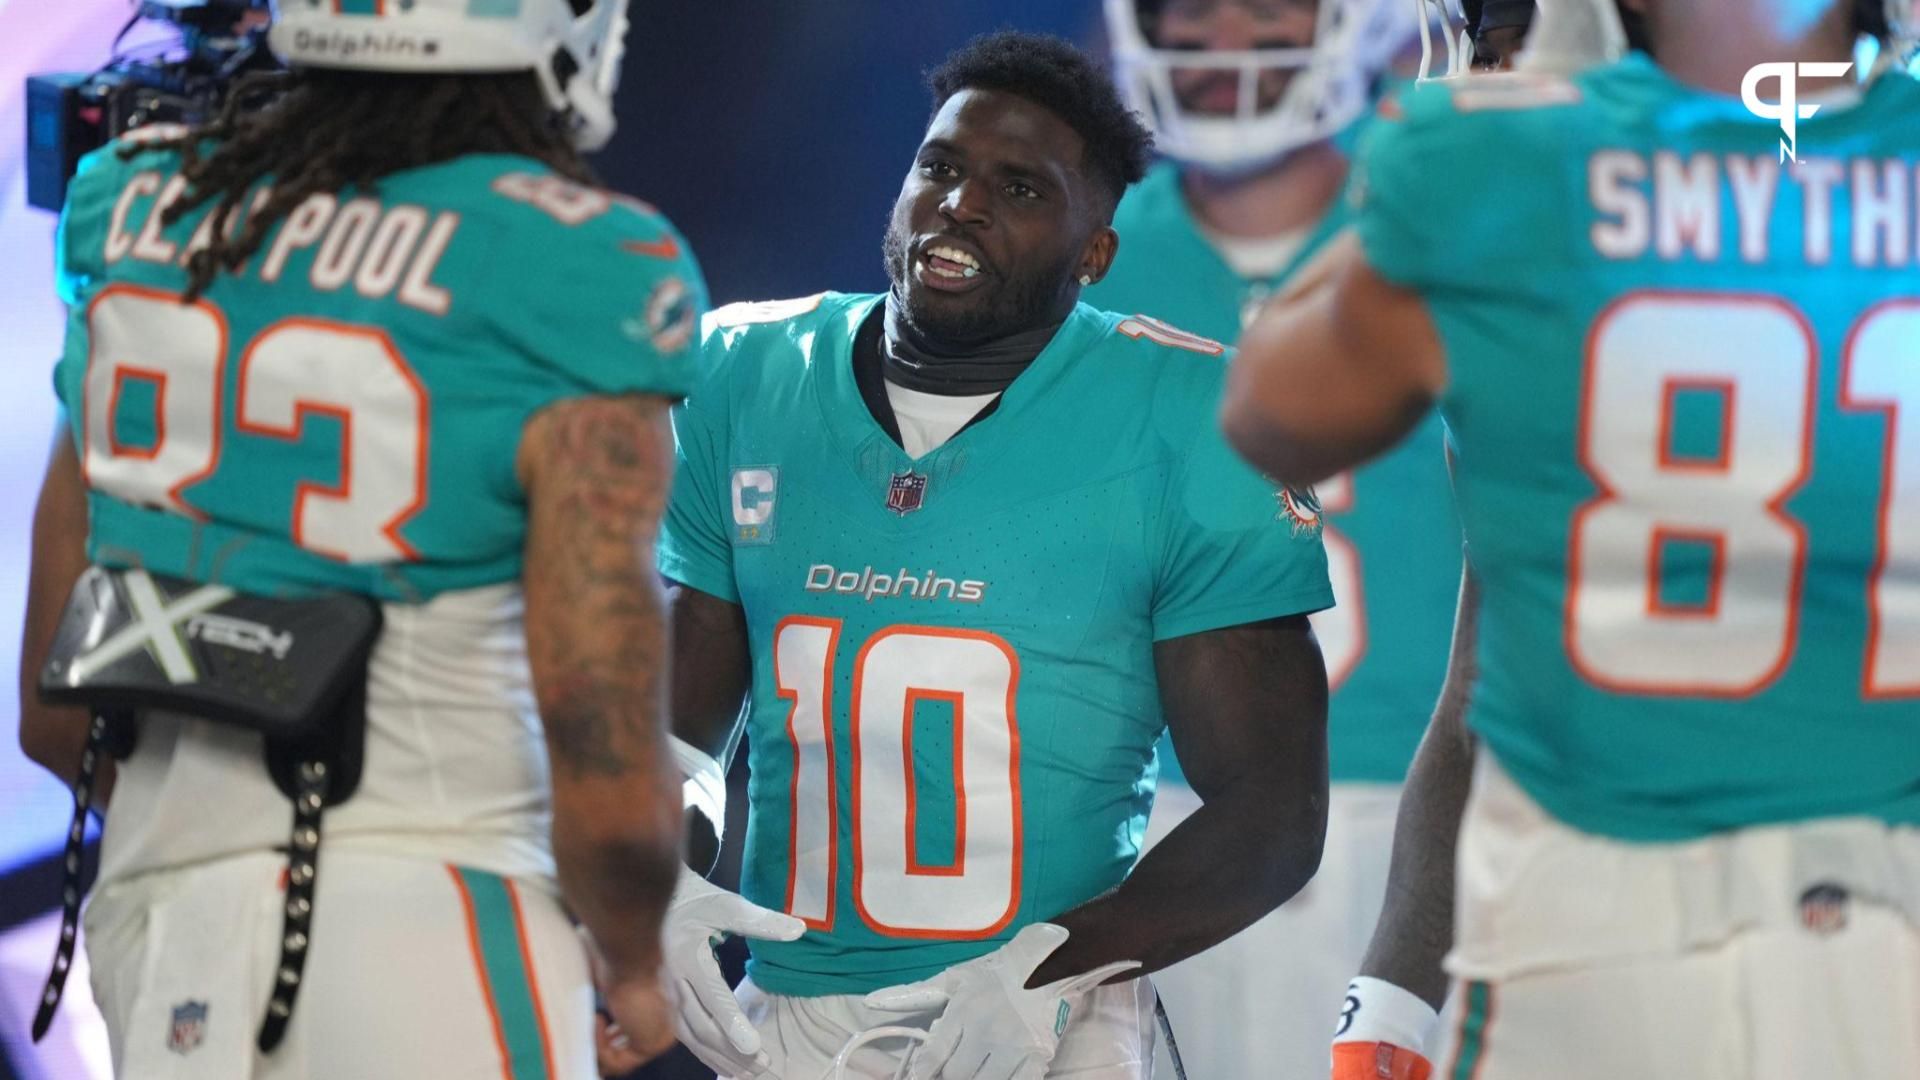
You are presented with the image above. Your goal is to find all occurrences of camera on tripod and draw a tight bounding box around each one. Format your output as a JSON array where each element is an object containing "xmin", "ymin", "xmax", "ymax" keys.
[{"xmin": 25, "ymin": 0, "xmax": 278, "ymax": 213}]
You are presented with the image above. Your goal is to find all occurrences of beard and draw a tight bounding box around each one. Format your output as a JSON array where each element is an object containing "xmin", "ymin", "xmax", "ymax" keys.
[{"xmin": 881, "ymin": 216, "xmax": 1079, "ymax": 348}]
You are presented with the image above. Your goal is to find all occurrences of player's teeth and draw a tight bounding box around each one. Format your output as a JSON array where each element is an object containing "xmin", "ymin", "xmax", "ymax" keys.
[{"xmin": 930, "ymin": 245, "xmax": 980, "ymax": 270}]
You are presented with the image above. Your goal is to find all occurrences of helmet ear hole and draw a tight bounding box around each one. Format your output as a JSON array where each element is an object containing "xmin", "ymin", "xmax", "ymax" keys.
[{"xmin": 550, "ymin": 47, "xmax": 581, "ymax": 90}]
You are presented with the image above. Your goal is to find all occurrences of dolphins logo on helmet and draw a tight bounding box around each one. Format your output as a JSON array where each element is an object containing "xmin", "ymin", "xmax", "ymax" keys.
[{"xmin": 268, "ymin": 0, "xmax": 630, "ymax": 151}]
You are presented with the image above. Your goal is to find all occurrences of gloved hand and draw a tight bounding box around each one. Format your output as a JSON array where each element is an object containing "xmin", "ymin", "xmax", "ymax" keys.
[
  {"xmin": 863, "ymin": 923, "xmax": 1139, "ymax": 1080},
  {"xmin": 662, "ymin": 868, "xmax": 806, "ymax": 1078}
]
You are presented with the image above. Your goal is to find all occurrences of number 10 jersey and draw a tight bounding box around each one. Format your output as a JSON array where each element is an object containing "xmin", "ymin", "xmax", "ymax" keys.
[{"xmin": 659, "ymin": 293, "xmax": 1333, "ymax": 996}]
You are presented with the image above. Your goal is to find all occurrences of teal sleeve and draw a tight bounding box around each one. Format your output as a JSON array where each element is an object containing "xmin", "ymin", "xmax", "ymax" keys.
[
  {"xmin": 656, "ymin": 348, "xmax": 738, "ymax": 603},
  {"xmin": 489, "ymin": 199, "xmax": 709, "ymax": 401},
  {"xmin": 51, "ymin": 145, "xmax": 124, "ymax": 426},
  {"xmin": 1151, "ymin": 406, "xmax": 1335, "ymax": 641},
  {"xmin": 1352, "ymin": 85, "xmax": 1472, "ymax": 292},
  {"xmin": 1354, "ymin": 78, "xmax": 1573, "ymax": 294},
  {"xmin": 55, "ymin": 146, "xmax": 120, "ymax": 307}
]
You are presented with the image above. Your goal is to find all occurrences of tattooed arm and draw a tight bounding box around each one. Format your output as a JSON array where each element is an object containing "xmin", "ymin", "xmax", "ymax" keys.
[
  {"xmin": 1031, "ymin": 615, "xmax": 1329, "ymax": 984},
  {"xmin": 519, "ymin": 394, "xmax": 683, "ymax": 1055}
]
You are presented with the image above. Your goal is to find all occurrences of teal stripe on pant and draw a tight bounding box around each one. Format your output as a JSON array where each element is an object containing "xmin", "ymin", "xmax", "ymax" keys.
[
  {"xmin": 1450, "ymin": 980, "xmax": 1494, "ymax": 1080},
  {"xmin": 455, "ymin": 867, "xmax": 553, "ymax": 1080},
  {"xmin": 334, "ymin": 0, "xmax": 381, "ymax": 14}
]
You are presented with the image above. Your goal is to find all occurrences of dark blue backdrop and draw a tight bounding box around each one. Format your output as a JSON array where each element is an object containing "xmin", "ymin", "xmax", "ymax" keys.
[{"xmin": 597, "ymin": 1, "xmax": 1106, "ymax": 305}]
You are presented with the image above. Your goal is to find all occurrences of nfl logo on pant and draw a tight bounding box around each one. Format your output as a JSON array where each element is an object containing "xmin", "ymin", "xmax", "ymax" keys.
[
  {"xmin": 1799, "ymin": 883, "xmax": 1849, "ymax": 935},
  {"xmin": 886, "ymin": 471, "xmax": 928, "ymax": 515},
  {"xmin": 168, "ymin": 1000, "xmax": 208, "ymax": 1056}
]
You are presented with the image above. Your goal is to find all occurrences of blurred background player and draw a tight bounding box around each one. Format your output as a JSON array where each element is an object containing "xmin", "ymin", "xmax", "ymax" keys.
[
  {"xmin": 18, "ymin": 1, "xmax": 704, "ymax": 1075},
  {"xmin": 1466, "ymin": 0, "xmax": 1538, "ymax": 68},
  {"xmin": 1224, "ymin": 0, "xmax": 1920, "ymax": 1076},
  {"xmin": 1093, "ymin": 3, "xmax": 1458, "ymax": 1076},
  {"xmin": 643, "ymin": 31, "xmax": 1335, "ymax": 1080}
]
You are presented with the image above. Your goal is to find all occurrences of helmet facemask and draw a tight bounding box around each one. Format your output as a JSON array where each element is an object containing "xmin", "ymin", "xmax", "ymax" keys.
[{"xmin": 1107, "ymin": 0, "xmax": 1411, "ymax": 173}]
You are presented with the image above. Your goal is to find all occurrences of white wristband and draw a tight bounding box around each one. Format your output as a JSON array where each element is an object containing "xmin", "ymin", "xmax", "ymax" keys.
[
  {"xmin": 669, "ymin": 735, "xmax": 727, "ymax": 840},
  {"xmin": 1333, "ymin": 976, "xmax": 1439, "ymax": 1052}
]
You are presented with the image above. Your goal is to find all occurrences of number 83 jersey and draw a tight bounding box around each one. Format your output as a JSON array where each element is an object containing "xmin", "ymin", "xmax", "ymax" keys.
[
  {"xmin": 1357, "ymin": 58, "xmax": 1920, "ymax": 843},
  {"xmin": 659, "ymin": 293, "xmax": 1332, "ymax": 996},
  {"xmin": 50, "ymin": 137, "xmax": 705, "ymax": 885},
  {"xmin": 54, "ymin": 137, "xmax": 704, "ymax": 600}
]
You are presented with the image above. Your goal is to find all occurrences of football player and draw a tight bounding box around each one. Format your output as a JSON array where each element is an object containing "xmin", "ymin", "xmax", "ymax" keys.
[
  {"xmin": 644, "ymin": 31, "xmax": 1334, "ymax": 1080},
  {"xmin": 1223, "ymin": 0, "xmax": 1920, "ymax": 1076},
  {"xmin": 1091, "ymin": 3, "xmax": 1458, "ymax": 1075},
  {"xmin": 1467, "ymin": 0, "xmax": 1538, "ymax": 69},
  {"xmin": 17, "ymin": 1, "xmax": 705, "ymax": 1076}
]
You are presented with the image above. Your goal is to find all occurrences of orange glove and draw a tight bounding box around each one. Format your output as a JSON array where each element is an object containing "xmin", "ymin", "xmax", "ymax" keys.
[{"xmin": 1331, "ymin": 1040, "xmax": 1434, "ymax": 1080}]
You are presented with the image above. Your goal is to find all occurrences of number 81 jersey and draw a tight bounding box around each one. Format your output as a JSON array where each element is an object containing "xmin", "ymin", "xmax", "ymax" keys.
[
  {"xmin": 1356, "ymin": 58, "xmax": 1920, "ymax": 842},
  {"xmin": 659, "ymin": 293, "xmax": 1333, "ymax": 995}
]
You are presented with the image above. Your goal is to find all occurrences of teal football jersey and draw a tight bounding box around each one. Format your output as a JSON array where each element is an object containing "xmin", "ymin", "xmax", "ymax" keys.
[
  {"xmin": 658, "ymin": 293, "xmax": 1333, "ymax": 995},
  {"xmin": 1357, "ymin": 58, "xmax": 1920, "ymax": 841},
  {"xmin": 54, "ymin": 138, "xmax": 705, "ymax": 600},
  {"xmin": 1090, "ymin": 161, "xmax": 1461, "ymax": 784}
]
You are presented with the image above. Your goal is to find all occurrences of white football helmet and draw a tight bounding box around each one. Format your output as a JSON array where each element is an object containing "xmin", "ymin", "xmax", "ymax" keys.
[
  {"xmin": 267, "ymin": 0, "xmax": 630, "ymax": 151},
  {"xmin": 1512, "ymin": 0, "xmax": 1916, "ymax": 76},
  {"xmin": 1412, "ymin": 0, "xmax": 1473, "ymax": 79},
  {"xmin": 1515, "ymin": 0, "xmax": 1628, "ymax": 75},
  {"xmin": 1106, "ymin": 0, "xmax": 1414, "ymax": 172}
]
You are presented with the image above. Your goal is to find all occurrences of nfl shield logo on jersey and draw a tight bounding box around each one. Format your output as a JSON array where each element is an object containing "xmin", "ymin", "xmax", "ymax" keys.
[
  {"xmin": 886, "ymin": 471, "xmax": 929, "ymax": 515},
  {"xmin": 167, "ymin": 1000, "xmax": 208, "ymax": 1056},
  {"xmin": 1799, "ymin": 883, "xmax": 1849, "ymax": 935}
]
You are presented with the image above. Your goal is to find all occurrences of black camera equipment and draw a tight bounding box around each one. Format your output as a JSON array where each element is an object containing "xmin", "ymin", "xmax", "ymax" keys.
[{"xmin": 25, "ymin": 0, "xmax": 278, "ymax": 212}]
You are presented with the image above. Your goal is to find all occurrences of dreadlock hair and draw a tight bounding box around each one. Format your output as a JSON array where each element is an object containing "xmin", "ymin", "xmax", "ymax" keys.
[{"xmin": 129, "ymin": 68, "xmax": 594, "ymax": 300}]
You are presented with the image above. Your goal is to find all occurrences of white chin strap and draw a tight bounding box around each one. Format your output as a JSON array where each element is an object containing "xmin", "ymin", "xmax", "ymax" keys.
[{"xmin": 828, "ymin": 1026, "xmax": 929, "ymax": 1080}]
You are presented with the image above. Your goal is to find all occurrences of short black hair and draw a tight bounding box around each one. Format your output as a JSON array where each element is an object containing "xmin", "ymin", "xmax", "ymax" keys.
[{"xmin": 926, "ymin": 30, "xmax": 1154, "ymax": 212}]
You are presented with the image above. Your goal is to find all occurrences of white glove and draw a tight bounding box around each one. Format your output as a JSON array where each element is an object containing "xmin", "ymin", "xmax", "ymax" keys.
[
  {"xmin": 862, "ymin": 923, "xmax": 1140, "ymax": 1080},
  {"xmin": 662, "ymin": 868, "xmax": 806, "ymax": 1078}
]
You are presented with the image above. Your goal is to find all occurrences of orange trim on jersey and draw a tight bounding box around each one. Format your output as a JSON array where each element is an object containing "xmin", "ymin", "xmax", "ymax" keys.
[
  {"xmin": 1840, "ymin": 297, "xmax": 1920, "ymax": 699},
  {"xmin": 1643, "ymin": 526, "xmax": 1727, "ymax": 618},
  {"xmin": 106, "ymin": 366, "xmax": 168, "ymax": 460},
  {"xmin": 850, "ymin": 624, "xmax": 1023, "ymax": 941},
  {"xmin": 1116, "ymin": 315, "xmax": 1225, "ymax": 356},
  {"xmin": 234, "ymin": 316, "xmax": 429, "ymax": 562},
  {"xmin": 901, "ymin": 688, "xmax": 967, "ymax": 878},
  {"xmin": 504, "ymin": 879, "xmax": 558, "ymax": 1080},
  {"xmin": 775, "ymin": 615, "xmax": 842, "ymax": 931},
  {"xmin": 622, "ymin": 235, "xmax": 682, "ymax": 260},
  {"xmin": 81, "ymin": 284, "xmax": 227, "ymax": 518},
  {"xmin": 1654, "ymin": 376, "xmax": 1736, "ymax": 472},
  {"xmin": 449, "ymin": 865, "xmax": 517, "ymax": 1080},
  {"xmin": 1564, "ymin": 290, "xmax": 1813, "ymax": 698}
]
